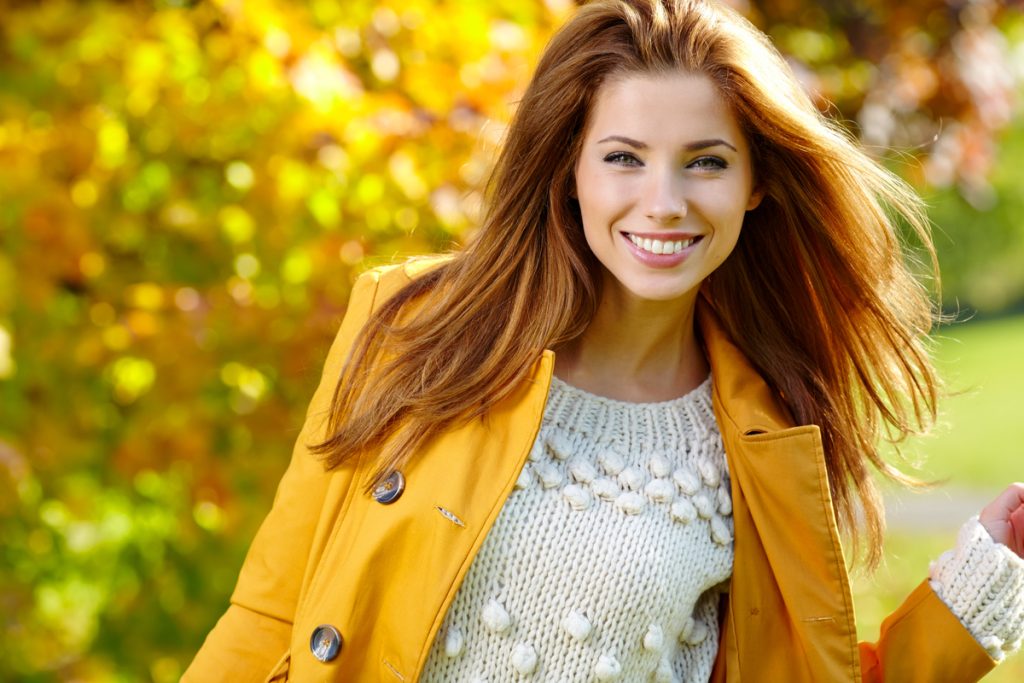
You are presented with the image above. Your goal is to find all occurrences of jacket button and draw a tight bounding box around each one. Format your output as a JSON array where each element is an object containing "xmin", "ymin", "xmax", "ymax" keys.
[
  {"xmin": 310, "ymin": 624, "xmax": 342, "ymax": 662},
  {"xmin": 372, "ymin": 471, "xmax": 405, "ymax": 504}
]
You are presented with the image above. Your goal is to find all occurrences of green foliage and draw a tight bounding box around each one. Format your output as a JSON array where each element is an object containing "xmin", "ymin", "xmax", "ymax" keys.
[
  {"xmin": 0, "ymin": 0, "xmax": 1022, "ymax": 680},
  {"xmin": 927, "ymin": 121, "xmax": 1024, "ymax": 313}
]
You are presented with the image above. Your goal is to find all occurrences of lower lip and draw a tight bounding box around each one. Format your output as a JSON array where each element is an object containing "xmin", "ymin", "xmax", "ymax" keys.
[{"xmin": 621, "ymin": 233, "xmax": 701, "ymax": 268}]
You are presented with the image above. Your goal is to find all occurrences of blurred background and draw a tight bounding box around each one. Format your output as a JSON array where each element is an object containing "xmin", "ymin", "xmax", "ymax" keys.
[{"xmin": 1, "ymin": 0, "xmax": 1022, "ymax": 680}]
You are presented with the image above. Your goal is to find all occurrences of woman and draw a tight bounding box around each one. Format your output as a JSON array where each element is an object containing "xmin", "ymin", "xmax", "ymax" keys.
[{"xmin": 185, "ymin": 0, "xmax": 1024, "ymax": 680}]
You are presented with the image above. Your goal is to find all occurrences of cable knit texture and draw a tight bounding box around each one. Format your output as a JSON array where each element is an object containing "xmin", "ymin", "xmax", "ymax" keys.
[
  {"xmin": 929, "ymin": 515, "xmax": 1024, "ymax": 662},
  {"xmin": 421, "ymin": 375, "xmax": 732, "ymax": 682}
]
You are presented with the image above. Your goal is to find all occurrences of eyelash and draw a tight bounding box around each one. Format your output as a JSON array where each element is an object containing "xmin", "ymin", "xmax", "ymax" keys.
[{"xmin": 602, "ymin": 152, "xmax": 728, "ymax": 171}]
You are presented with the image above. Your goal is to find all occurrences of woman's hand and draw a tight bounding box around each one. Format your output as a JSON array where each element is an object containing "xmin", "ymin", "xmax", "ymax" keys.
[{"xmin": 979, "ymin": 482, "xmax": 1024, "ymax": 558}]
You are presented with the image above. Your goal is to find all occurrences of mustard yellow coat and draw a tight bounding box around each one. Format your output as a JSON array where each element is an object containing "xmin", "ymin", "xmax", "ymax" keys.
[{"xmin": 184, "ymin": 259, "xmax": 996, "ymax": 682}]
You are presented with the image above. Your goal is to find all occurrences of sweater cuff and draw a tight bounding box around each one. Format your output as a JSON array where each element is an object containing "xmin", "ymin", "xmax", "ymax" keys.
[{"xmin": 929, "ymin": 515, "xmax": 1024, "ymax": 662}]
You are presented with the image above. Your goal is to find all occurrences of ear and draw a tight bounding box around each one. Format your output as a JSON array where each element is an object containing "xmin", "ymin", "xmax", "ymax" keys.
[{"xmin": 746, "ymin": 185, "xmax": 764, "ymax": 211}]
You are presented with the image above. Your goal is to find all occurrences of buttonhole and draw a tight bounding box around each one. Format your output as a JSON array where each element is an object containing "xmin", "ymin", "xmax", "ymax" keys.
[
  {"xmin": 435, "ymin": 505, "xmax": 466, "ymax": 527},
  {"xmin": 383, "ymin": 658, "xmax": 406, "ymax": 680}
]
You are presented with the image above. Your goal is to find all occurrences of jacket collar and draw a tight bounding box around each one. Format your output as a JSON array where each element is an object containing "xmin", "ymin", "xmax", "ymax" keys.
[{"xmin": 696, "ymin": 300, "xmax": 795, "ymax": 437}]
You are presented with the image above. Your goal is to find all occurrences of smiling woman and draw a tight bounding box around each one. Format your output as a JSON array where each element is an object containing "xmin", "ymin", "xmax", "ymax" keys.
[
  {"xmin": 574, "ymin": 73, "xmax": 761, "ymax": 305},
  {"xmin": 184, "ymin": 0, "xmax": 1024, "ymax": 681}
]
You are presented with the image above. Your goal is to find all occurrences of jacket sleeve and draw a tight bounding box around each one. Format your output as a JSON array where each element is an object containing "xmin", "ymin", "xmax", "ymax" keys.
[
  {"xmin": 182, "ymin": 269, "xmax": 382, "ymax": 682},
  {"xmin": 857, "ymin": 580, "xmax": 997, "ymax": 682}
]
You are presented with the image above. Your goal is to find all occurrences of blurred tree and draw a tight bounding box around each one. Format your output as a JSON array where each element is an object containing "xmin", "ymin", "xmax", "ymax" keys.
[{"xmin": 0, "ymin": 0, "xmax": 1020, "ymax": 680}]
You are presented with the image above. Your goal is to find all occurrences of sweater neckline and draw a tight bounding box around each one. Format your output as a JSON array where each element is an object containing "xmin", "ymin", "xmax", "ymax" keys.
[{"xmin": 548, "ymin": 373, "xmax": 713, "ymax": 410}]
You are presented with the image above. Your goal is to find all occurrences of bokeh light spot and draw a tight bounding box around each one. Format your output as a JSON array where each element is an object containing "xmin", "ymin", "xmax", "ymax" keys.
[
  {"xmin": 71, "ymin": 179, "xmax": 99, "ymax": 207},
  {"xmin": 0, "ymin": 324, "xmax": 14, "ymax": 379},
  {"xmin": 225, "ymin": 161, "xmax": 255, "ymax": 190},
  {"xmin": 193, "ymin": 500, "xmax": 224, "ymax": 532},
  {"xmin": 174, "ymin": 287, "xmax": 201, "ymax": 312},
  {"xmin": 282, "ymin": 250, "xmax": 313, "ymax": 284},
  {"xmin": 107, "ymin": 356, "xmax": 157, "ymax": 404},
  {"xmin": 339, "ymin": 240, "xmax": 364, "ymax": 265},
  {"xmin": 234, "ymin": 253, "xmax": 260, "ymax": 279},
  {"xmin": 219, "ymin": 205, "xmax": 254, "ymax": 243}
]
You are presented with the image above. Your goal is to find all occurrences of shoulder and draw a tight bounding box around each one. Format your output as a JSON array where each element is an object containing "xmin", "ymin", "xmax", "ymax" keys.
[{"xmin": 353, "ymin": 254, "xmax": 454, "ymax": 308}]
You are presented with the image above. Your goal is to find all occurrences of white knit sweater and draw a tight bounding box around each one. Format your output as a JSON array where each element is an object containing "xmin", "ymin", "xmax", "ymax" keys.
[
  {"xmin": 422, "ymin": 376, "xmax": 732, "ymax": 682},
  {"xmin": 420, "ymin": 375, "xmax": 1024, "ymax": 681}
]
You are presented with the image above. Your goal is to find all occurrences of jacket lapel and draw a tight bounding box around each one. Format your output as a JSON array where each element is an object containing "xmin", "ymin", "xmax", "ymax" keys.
[{"xmin": 700, "ymin": 304, "xmax": 861, "ymax": 682}]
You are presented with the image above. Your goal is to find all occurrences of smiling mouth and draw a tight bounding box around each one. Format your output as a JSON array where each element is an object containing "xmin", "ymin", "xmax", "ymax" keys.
[{"xmin": 624, "ymin": 233, "xmax": 700, "ymax": 255}]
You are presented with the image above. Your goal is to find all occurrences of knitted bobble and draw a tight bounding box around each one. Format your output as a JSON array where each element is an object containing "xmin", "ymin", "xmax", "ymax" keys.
[
  {"xmin": 618, "ymin": 466, "xmax": 645, "ymax": 491},
  {"xmin": 534, "ymin": 461, "xmax": 562, "ymax": 489},
  {"xmin": 568, "ymin": 457, "xmax": 598, "ymax": 484},
  {"xmin": 511, "ymin": 642, "xmax": 539, "ymax": 675},
  {"xmin": 598, "ymin": 449, "xmax": 626, "ymax": 475},
  {"xmin": 670, "ymin": 498, "xmax": 697, "ymax": 524},
  {"xmin": 482, "ymin": 599, "xmax": 511, "ymax": 634},
  {"xmin": 711, "ymin": 516, "xmax": 733, "ymax": 546},
  {"xmin": 562, "ymin": 484, "xmax": 592, "ymax": 511},
  {"xmin": 562, "ymin": 610, "xmax": 593, "ymax": 641},
  {"xmin": 547, "ymin": 432, "xmax": 573, "ymax": 461},
  {"xmin": 594, "ymin": 654, "xmax": 622, "ymax": 681},
  {"xmin": 680, "ymin": 617, "xmax": 709, "ymax": 646},
  {"xmin": 698, "ymin": 458, "xmax": 721, "ymax": 488},
  {"xmin": 528, "ymin": 438, "xmax": 545, "ymax": 462},
  {"xmin": 672, "ymin": 468, "xmax": 701, "ymax": 495},
  {"xmin": 514, "ymin": 464, "xmax": 533, "ymax": 490},
  {"xmin": 980, "ymin": 635, "xmax": 1002, "ymax": 654},
  {"xmin": 444, "ymin": 627, "xmax": 465, "ymax": 658},
  {"xmin": 644, "ymin": 478, "xmax": 675, "ymax": 504},
  {"xmin": 592, "ymin": 477, "xmax": 620, "ymax": 501},
  {"xmin": 693, "ymin": 492, "xmax": 715, "ymax": 519},
  {"xmin": 654, "ymin": 656, "xmax": 675, "ymax": 683},
  {"xmin": 615, "ymin": 491, "xmax": 646, "ymax": 515},
  {"xmin": 649, "ymin": 454, "xmax": 672, "ymax": 478},
  {"xmin": 643, "ymin": 624, "xmax": 664, "ymax": 651},
  {"xmin": 717, "ymin": 486, "xmax": 732, "ymax": 516}
]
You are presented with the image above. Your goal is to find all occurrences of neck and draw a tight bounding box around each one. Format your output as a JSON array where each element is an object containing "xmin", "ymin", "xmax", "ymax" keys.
[{"xmin": 555, "ymin": 283, "xmax": 709, "ymax": 402}]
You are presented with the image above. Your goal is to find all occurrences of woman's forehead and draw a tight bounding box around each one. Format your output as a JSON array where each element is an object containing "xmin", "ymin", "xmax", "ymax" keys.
[{"xmin": 585, "ymin": 72, "xmax": 745, "ymax": 147}]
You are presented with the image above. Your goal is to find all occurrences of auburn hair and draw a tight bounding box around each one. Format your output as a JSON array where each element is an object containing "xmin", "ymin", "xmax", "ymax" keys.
[{"xmin": 312, "ymin": 0, "xmax": 939, "ymax": 567}]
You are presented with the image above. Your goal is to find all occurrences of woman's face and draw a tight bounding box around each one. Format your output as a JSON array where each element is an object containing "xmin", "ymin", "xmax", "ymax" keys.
[{"xmin": 574, "ymin": 71, "xmax": 762, "ymax": 303}]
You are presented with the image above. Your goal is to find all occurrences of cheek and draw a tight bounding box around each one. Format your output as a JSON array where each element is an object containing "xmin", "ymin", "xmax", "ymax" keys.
[{"xmin": 707, "ymin": 182, "xmax": 755, "ymax": 226}]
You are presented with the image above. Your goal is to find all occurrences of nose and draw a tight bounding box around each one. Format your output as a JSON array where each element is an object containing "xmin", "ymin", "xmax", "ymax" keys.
[{"xmin": 643, "ymin": 168, "xmax": 686, "ymax": 224}]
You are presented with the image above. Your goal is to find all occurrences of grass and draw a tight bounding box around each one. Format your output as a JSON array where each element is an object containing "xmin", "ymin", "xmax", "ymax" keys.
[
  {"xmin": 851, "ymin": 314, "xmax": 1024, "ymax": 681},
  {"xmin": 915, "ymin": 314, "xmax": 1024, "ymax": 486}
]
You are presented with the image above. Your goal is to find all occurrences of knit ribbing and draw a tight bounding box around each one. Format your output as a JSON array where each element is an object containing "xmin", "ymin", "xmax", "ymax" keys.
[
  {"xmin": 421, "ymin": 375, "xmax": 733, "ymax": 682},
  {"xmin": 929, "ymin": 516, "xmax": 1024, "ymax": 662}
]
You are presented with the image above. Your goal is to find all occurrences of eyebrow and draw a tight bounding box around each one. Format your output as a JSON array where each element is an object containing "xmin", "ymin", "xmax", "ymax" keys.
[{"xmin": 596, "ymin": 135, "xmax": 737, "ymax": 152}]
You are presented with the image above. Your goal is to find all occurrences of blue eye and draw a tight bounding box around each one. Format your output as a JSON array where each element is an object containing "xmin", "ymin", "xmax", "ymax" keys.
[
  {"xmin": 603, "ymin": 152, "xmax": 642, "ymax": 166},
  {"xmin": 689, "ymin": 156, "xmax": 727, "ymax": 170}
]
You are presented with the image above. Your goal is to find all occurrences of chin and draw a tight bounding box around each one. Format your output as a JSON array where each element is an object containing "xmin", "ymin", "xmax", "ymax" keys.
[{"xmin": 621, "ymin": 278, "xmax": 701, "ymax": 304}]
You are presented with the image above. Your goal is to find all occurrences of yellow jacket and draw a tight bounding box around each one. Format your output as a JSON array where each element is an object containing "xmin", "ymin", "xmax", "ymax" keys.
[{"xmin": 184, "ymin": 259, "xmax": 996, "ymax": 682}]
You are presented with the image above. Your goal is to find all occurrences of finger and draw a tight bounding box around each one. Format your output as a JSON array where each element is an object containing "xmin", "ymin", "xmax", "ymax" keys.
[
  {"xmin": 979, "ymin": 482, "xmax": 1024, "ymax": 524},
  {"xmin": 1012, "ymin": 504, "xmax": 1024, "ymax": 558}
]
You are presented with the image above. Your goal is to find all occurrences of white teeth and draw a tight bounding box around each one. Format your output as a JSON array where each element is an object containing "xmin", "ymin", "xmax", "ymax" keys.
[{"xmin": 627, "ymin": 234, "xmax": 695, "ymax": 255}]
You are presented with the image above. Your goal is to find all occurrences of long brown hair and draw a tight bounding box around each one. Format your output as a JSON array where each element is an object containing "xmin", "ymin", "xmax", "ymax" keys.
[{"xmin": 312, "ymin": 0, "xmax": 939, "ymax": 566}]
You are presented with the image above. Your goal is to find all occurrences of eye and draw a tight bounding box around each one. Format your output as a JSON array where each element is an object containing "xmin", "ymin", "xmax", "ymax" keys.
[
  {"xmin": 689, "ymin": 156, "xmax": 728, "ymax": 171},
  {"xmin": 603, "ymin": 151, "xmax": 643, "ymax": 167}
]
